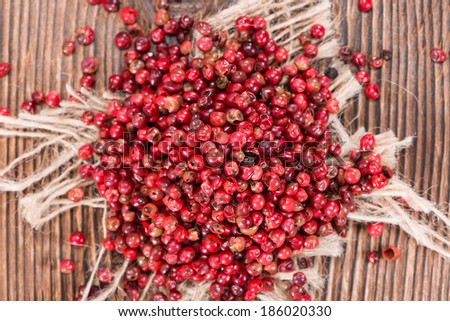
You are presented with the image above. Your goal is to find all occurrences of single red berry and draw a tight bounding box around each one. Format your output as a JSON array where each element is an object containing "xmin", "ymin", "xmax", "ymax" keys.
[
  {"xmin": 367, "ymin": 222, "xmax": 384, "ymax": 238},
  {"xmin": 21, "ymin": 100, "xmax": 36, "ymax": 114},
  {"xmin": 81, "ymin": 57, "xmax": 99, "ymax": 74},
  {"xmin": 369, "ymin": 56, "xmax": 383, "ymax": 69},
  {"xmin": 196, "ymin": 37, "xmax": 213, "ymax": 52},
  {"xmin": 134, "ymin": 37, "xmax": 151, "ymax": 52},
  {"xmin": 0, "ymin": 62, "xmax": 11, "ymax": 78},
  {"xmin": 355, "ymin": 70, "xmax": 370, "ymax": 85},
  {"xmin": 381, "ymin": 49, "xmax": 392, "ymax": 61},
  {"xmin": 69, "ymin": 231, "xmax": 86, "ymax": 246},
  {"xmin": 235, "ymin": 16, "xmax": 251, "ymax": 31},
  {"xmin": 382, "ymin": 245, "xmax": 401, "ymax": 262},
  {"xmin": 80, "ymin": 74, "xmax": 96, "ymax": 88},
  {"xmin": 344, "ymin": 168, "xmax": 361, "ymax": 184},
  {"xmin": 78, "ymin": 144, "xmax": 93, "ymax": 160},
  {"xmin": 60, "ymin": 259, "xmax": 75, "ymax": 273},
  {"xmin": 292, "ymin": 272, "xmax": 307, "ymax": 286},
  {"xmin": 67, "ymin": 187, "xmax": 84, "ymax": 203},
  {"xmin": 368, "ymin": 251, "xmax": 380, "ymax": 264},
  {"xmin": 338, "ymin": 46, "xmax": 353, "ymax": 63},
  {"xmin": 0, "ymin": 107, "xmax": 10, "ymax": 116},
  {"xmin": 274, "ymin": 47, "xmax": 289, "ymax": 63},
  {"xmin": 62, "ymin": 40, "xmax": 76, "ymax": 56},
  {"xmin": 352, "ymin": 52, "xmax": 366, "ymax": 67},
  {"xmin": 371, "ymin": 173, "xmax": 388, "ymax": 189},
  {"xmin": 114, "ymin": 32, "xmax": 132, "ymax": 50},
  {"xmin": 252, "ymin": 16, "xmax": 267, "ymax": 30},
  {"xmin": 102, "ymin": 0, "xmax": 120, "ymax": 12},
  {"xmin": 358, "ymin": 0, "xmax": 373, "ymax": 12},
  {"xmin": 97, "ymin": 268, "xmax": 114, "ymax": 283},
  {"xmin": 360, "ymin": 133, "xmax": 376, "ymax": 151},
  {"xmin": 119, "ymin": 7, "xmax": 137, "ymax": 25},
  {"xmin": 76, "ymin": 26, "xmax": 95, "ymax": 45},
  {"xmin": 364, "ymin": 83, "xmax": 380, "ymax": 100},
  {"xmin": 45, "ymin": 91, "xmax": 61, "ymax": 108},
  {"xmin": 31, "ymin": 91, "xmax": 46, "ymax": 104},
  {"xmin": 102, "ymin": 238, "xmax": 115, "ymax": 251},
  {"xmin": 430, "ymin": 48, "xmax": 447, "ymax": 63},
  {"xmin": 196, "ymin": 21, "xmax": 212, "ymax": 36},
  {"xmin": 310, "ymin": 24, "xmax": 325, "ymax": 39}
]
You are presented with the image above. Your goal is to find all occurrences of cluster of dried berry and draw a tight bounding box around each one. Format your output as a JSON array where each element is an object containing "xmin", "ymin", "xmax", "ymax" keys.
[
  {"xmin": 56, "ymin": 1, "xmax": 400, "ymax": 301},
  {"xmin": 0, "ymin": 0, "xmax": 414, "ymax": 301}
]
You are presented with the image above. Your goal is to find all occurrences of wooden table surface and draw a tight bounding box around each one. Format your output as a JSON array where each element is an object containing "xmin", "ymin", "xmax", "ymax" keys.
[{"xmin": 0, "ymin": 0, "xmax": 449, "ymax": 301}]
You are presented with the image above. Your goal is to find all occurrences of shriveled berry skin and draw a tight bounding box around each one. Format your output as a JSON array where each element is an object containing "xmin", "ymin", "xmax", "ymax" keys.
[{"xmin": 382, "ymin": 245, "xmax": 401, "ymax": 262}]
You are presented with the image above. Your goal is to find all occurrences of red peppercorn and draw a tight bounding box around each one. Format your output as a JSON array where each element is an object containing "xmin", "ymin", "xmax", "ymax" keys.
[
  {"xmin": 253, "ymin": 29, "xmax": 270, "ymax": 46},
  {"xmin": 235, "ymin": 16, "xmax": 251, "ymax": 31},
  {"xmin": 67, "ymin": 187, "xmax": 84, "ymax": 202},
  {"xmin": 81, "ymin": 57, "xmax": 99, "ymax": 74},
  {"xmin": 80, "ymin": 74, "xmax": 96, "ymax": 88},
  {"xmin": 352, "ymin": 52, "xmax": 366, "ymax": 67},
  {"xmin": 0, "ymin": 107, "xmax": 10, "ymax": 116},
  {"xmin": 21, "ymin": 100, "xmax": 36, "ymax": 114},
  {"xmin": 78, "ymin": 144, "xmax": 93, "ymax": 160},
  {"xmin": 76, "ymin": 26, "xmax": 95, "ymax": 45},
  {"xmin": 360, "ymin": 133, "xmax": 376, "ymax": 151},
  {"xmin": 31, "ymin": 91, "xmax": 45, "ymax": 104},
  {"xmin": 367, "ymin": 222, "xmax": 384, "ymax": 238},
  {"xmin": 274, "ymin": 47, "xmax": 289, "ymax": 63},
  {"xmin": 69, "ymin": 231, "xmax": 86, "ymax": 246},
  {"xmin": 369, "ymin": 56, "xmax": 383, "ymax": 69},
  {"xmin": 364, "ymin": 83, "xmax": 380, "ymax": 100},
  {"xmin": 368, "ymin": 251, "xmax": 380, "ymax": 264},
  {"xmin": 430, "ymin": 48, "xmax": 447, "ymax": 63},
  {"xmin": 358, "ymin": 0, "xmax": 373, "ymax": 12},
  {"xmin": 310, "ymin": 24, "xmax": 325, "ymax": 39},
  {"xmin": 62, "ymin": 40, "xmax": 76, "ymax": 56},
  {"xmin": 338, "ymin": 46, "xmax": 353, "ymax": 63},
  {"xmin": 45, "ymin": 91, "xmax": 61, "ymax": 108},
  {"xmin": 344, "ymin": 168, "xmax": 361, "ymax": 184},
  {"xmin": 382, "ymin": 245, "xmax": 401, "ymax": 262},
  {"xmin": 196, "ymin": 37, "xmax": 213, "ymax": 52},
  {"xmin": 0, "ymin": 62, "xmax": 11, "ymax": 78},
  {"xmin": 252, "ymin": 16, "xmax": 267, "ymax": 30},
  {"xmin": 60, "ymin": 259, "xmax": 75, "ymax": 273},
  {"xmin": 114, "ymin": 32, "xmax": 132, "ymax": 49},
  {"xmin": 119, "ymin": 7, "xmax": 137, "ymax": 25},
  {"xmin": 196, "ymin": 21, "xmax": 212, "ymax": 36},
  {"xmin": 102, "ymin": 0, "xmax": 120, "ymax": 12},
  {"xmin": 355, "ymin": 70, "xmax": 370, "ymax": 85}
]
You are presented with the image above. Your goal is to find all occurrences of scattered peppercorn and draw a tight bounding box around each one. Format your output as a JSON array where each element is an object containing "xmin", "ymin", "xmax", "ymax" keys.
[
  {"xmin": 382, "ymin": 245, "xmax": 401, "ymax": 262},
  {"xmin": 0, "ymin": 62, "xmax": 11, "ymax": 78}
]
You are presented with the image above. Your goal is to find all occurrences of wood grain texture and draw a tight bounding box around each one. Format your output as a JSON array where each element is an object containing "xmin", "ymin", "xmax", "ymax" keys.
[{"xmin": 0, "ymin": 0, "xmax": 448, "ymax": 301}]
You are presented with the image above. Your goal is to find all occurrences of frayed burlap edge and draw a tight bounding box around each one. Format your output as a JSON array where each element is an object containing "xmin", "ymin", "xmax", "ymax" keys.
[{"xmin": 0, "ymin": 0, "xmax": 448, "ymax": 301}]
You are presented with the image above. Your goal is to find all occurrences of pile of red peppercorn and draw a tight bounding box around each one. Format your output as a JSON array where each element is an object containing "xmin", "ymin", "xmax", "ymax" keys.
[
  {"xmin": 0, "ymin": 0, "xmax": 410, "ymax": 301},
  {"xmin": 56, "ymin": 2, "xmax": 402, "ymax": 301}
]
